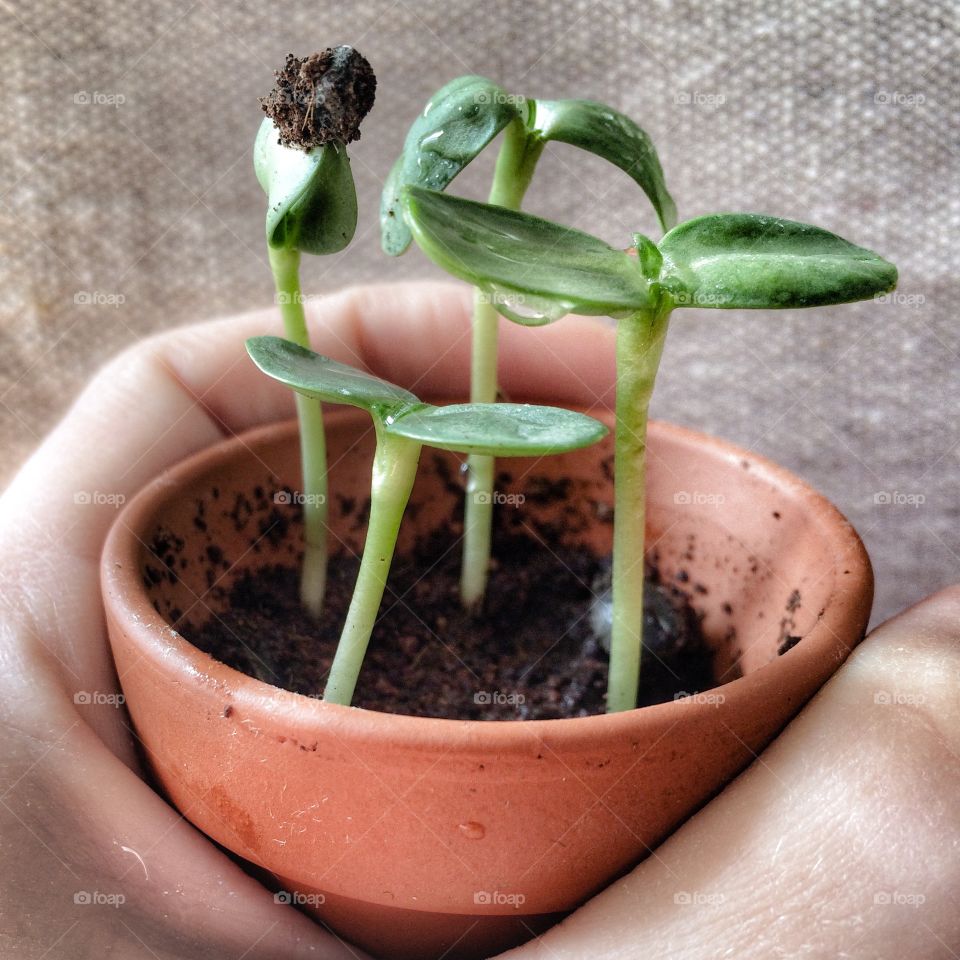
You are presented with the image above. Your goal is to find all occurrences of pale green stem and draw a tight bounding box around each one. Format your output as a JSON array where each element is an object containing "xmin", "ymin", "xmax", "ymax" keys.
[
  {"xmin": 269, "ymin": 245, "xmax": 329, "ymax": 618},
  {"xmin": 607, "ymin": 303, "xmax": 673, "ymax": 713},
  {"xmin": 324, "ymin": 429, "xmax": 421, "ymax": 705},
  {"xmin": 460, "ymin": 117, "xmax": 546, "ymax": 609}
]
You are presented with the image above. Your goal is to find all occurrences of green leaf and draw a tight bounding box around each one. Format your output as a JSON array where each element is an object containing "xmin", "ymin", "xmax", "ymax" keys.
[
  {"xmin": 533, "ymin": 99, "xmax": 677, "ymax": 232},
  {"xmin": 385, "ymin": 402, "xmax": 608, "ymax": 456},
  {"xmin": 401, "ymin": 185, "xmax": 652, "ymax": 322},
  {"xmin": 254, "ymin": 118, "xmax": 358, "ymax": 254},
  {"xmin": 657, "ymin": 214, "xmax": 898, "ymax": 309},
  {"xmin": 380, "ymin": 76, "xmax": 524, "ymax": 256},
  {"xmin": 246, "ymin": 337, "xmax": 608, "ymax": 456},
  {"xmin": 245, "ymin": 336, "xmax": 420, "ymax": 416}
]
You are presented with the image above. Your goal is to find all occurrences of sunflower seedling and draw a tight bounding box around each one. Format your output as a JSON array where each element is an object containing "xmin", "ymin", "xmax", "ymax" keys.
[
  {"xmin": 246, "ymin": 335, "xmax": 608, "ymax": 705},
  {"xmin": 400, "ymin": 185, "xmax": 898, "ymax": 712},
  {"xmin": 255, "ymin": 46, "xmax": 376, "ymax": 617},
  {"xmin": 381, "ymin": 75, "xmax": 676, "ymax": 609}
]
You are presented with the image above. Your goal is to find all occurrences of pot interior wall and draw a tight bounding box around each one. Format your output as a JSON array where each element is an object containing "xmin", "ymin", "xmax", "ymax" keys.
[{"xmin": 138, "ymin": 412, "xmax": 837, "ymax": 687}]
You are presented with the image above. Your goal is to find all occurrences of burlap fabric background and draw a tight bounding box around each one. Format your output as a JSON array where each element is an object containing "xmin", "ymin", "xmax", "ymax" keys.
[{"xmin": 0, "ymin": 1, "xmax": 956, "ymax": 624}]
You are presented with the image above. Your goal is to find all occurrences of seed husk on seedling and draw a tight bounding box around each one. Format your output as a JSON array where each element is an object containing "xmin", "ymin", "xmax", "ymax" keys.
[
  {"xmin": 399, "ymin": 184, "xmax": 898, "ymax": 712},
  {"xmin": 380, "ymin": 75, "xmax": 676, "ymax": 610},
  {"xmin": 246, "ymin": 335, "xmax": 609, "ymax": 706},
  {"xmin": 255, "ymin": 46, "xmax": 376, "ymax": 618}
]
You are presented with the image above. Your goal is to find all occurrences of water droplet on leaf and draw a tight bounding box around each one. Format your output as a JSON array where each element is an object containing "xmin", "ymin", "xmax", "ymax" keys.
[{"xmin": 484, "ymin": 284, "xmax": 572, "ymax": 326}]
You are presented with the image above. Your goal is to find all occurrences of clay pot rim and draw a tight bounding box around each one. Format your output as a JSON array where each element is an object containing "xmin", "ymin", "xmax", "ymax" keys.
[{"xmin": 101, "ymin": 410, "xmax": 871, "ymax": 745}]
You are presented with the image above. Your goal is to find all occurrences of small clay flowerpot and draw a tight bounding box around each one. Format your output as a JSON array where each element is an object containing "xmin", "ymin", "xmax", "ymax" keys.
[{"xmin": 102, "ymin": 409, "xmax": 872, "ymax": 960}]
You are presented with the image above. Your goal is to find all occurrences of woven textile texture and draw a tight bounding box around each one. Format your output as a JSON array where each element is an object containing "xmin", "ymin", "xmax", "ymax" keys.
[{"xmin": 0, "ymin": 0, "xmax": 957, "ymax": 624}]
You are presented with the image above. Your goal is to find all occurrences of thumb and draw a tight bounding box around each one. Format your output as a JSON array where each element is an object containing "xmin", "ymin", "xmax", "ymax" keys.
[{"xmin": 503, "ymin": 586, "xmax": 960, "ymax": 959}]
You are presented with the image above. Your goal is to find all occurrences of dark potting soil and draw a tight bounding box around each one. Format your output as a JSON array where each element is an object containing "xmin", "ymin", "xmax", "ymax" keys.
[
  {"xmin": 183, "ymin": 526, "xmax": 715, "ymax": 721},
  {"xmin": 259, "ymin": 48, "xmax": 376, "ymax": 150}
]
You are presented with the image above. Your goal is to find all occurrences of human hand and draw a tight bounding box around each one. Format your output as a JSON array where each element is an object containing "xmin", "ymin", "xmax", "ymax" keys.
[
  {"xmin": 501, "ymin": 587, "xmax": 960, "ymax": 959},
  {"xmin": 0, "ymin": 282, "xmax": 614, "ymax": 958},
  {"xmin": 1, "ymin": 282, "xmax": 955, "ymax": 959}
]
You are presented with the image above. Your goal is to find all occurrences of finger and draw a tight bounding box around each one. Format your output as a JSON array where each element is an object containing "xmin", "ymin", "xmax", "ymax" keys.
[
  {"xmin": 0, "ymin": 279, "xmax": 614, "ymax": 956},
  {"xmin": 143, "ymin": 281, "xmax": 615, "ymax": 434},
  {"xmin": 1, "ymin": 685, "xmax": 363, "ymax": 959},
  {"xmin": 502, "ymin": 587, "xmax": 960, "ymax": 959},
  {"xmin": 0, "ymin": 281, "xmax": 615, "ymax": 562}
]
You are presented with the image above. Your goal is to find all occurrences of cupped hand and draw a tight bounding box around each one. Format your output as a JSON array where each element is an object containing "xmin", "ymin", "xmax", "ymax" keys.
[
  {"xmin": 501, "ymin": 585, "xmax": 960, "ymax": 959},
  {"xmin": 0, "ymin": 282, "xmax": 956, "ymax": 959},
  {"xmin": 0, "ymin": 282, "xmax": 612, "ymax": 959}
]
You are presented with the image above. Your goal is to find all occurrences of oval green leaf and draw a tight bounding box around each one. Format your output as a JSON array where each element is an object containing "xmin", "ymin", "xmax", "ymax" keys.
[
  {"xmin": 380, "ymin": 75, "xmax": 524, "ymax": 256},
  {"xmin": 401, "ymin": 185, "xmax": 652, "ymax": 322},
  {"xmin": 658, "ymin": 213, "xmax": 898, "ymax": 309},
  {"xmin": 246, "ymin": 336, "xmax": 420, "ymax": 416},
  {"xmin": 254, "ymin": 118, "xmax": 358, "ymax": 254},
  {"xmin": 533, "ymin": 99, "xmax": 677, "ymax": 232},
  {"xmin": 384, "ymin": 402, "xmax": 608, "ymax": 456}
]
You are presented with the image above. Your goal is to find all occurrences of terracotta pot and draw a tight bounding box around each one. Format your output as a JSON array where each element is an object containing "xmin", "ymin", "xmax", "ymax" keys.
[{"xmin": 102, "ymin": 409, "xmax": 872, "ymax": 960}]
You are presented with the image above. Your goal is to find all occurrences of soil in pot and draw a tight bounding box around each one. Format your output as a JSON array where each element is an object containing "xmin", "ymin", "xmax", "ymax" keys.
[{"xmin": 181, "ymin": 487, "xmax": 714, "ymax": 720}]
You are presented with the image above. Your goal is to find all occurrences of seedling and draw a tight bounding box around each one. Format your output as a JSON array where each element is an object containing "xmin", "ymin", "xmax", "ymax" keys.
[
  {"xmin": 381, "ymin": 76, "xmax": 676, "ymax": 609},
  {"xmin": 246, "ymin": 335, "xmax": 608, "ymax": 705},
  {"xmin": 255, "ymin": 47, "xmax": 376, "ymax": 616},
  {"xmin": 399, "ymin": 185, "xmax": 898, "ymax": 711}
]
